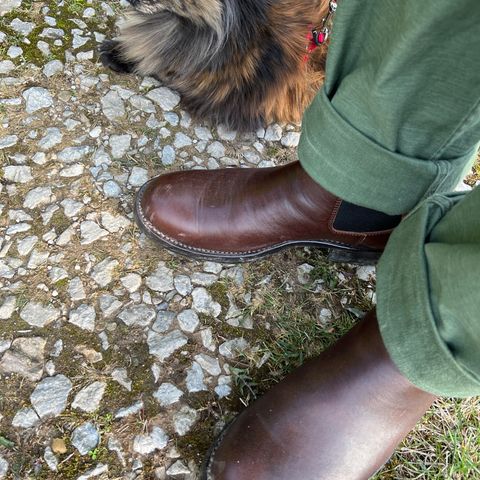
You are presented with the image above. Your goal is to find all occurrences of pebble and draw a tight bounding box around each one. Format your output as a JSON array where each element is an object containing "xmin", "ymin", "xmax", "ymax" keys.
[
  {"xmin": 1, "ymin": 0, "xmax": 21, "ymax": 16},
  {"xmin": 72, "ymin": 381, "xmax": 106, "ymax": 412},
  {"xmin": 80, "ymin": 221, "xmax": 109, "ymax": 244},
  {"xmin": 51, "ymin": 438, "xmax": 67, "ymax": 454},
  {"xmin": 177, "ymin": 309, "xmax": 200, "ymax": 333},
  {"xmin": 264, "ymin": 123, "xmax": 283, "ymax": 141},
  {"xmin": 194, "ymin": 353, "xmax": 221, "ymax": 376},
  {"xmin": 0, "ymin": 457, "xmax": 8, "ymax": 479},
  {"xmin": 42, "ymin": 60, "xmax": 64, "ymax": 77},
  {"xmin": 0, "ymin": 337, "xmax": 46, "ymax": 381},
  {"xmin": 192, "ymin": 287, "xmax": 221, "ymax": 317},
  {"xmin": 146, "ymin": 87, "xmax": 180, "ymax": 110},
  {"xmin": 115, "ymin": 400, "xmax": 143, "ymax": 419},
  {"xmin": 110, "ymin": 134, "xmax": 131, "ymax": 159},
  {"xmin": 173, "ymin": 406, "xmax": 197, "ymax": 436},
  {"xmin": 71, "ymin": 422, "xmax": 100, "ymax": 455},
  {"xmin": 118, "ymin": 304, "xmax": 155, "ymax": 327},
  {"xmin": 10, "ymin": 18, "xmax": 34, "ymax": 36},
  {"xmin": 281, "ymin": 131, "xmax": 300, "ymax": 147},
  {"xmin": 20, "ymin": 301, "xmax": 60, "ymax": 327},
  {"xmin": 23, "ymin": 186, "xmax": 53, "ymax": 209},
  {"xmin": 356, "ymin": 266, "xmax": 376, "ymax": 282},
  {"xmin": 44, "ymin": 447, "xmax": 58, "ymax": 471},
  {"xmin": 30, "ymin": 374, "xmax": 73, "ymax": 418},
  {"xmin": 38, "ymin": 128, "xmax": 63, "ymax": 150},
  {"xmin": 133, "ymin": 426, "xmax": 169, "ymax": 455},
  {"xmin": 4, "ymin": 165, "xmax": 32, "ymax": 183},
  {"xmin": 0, "ymin": 134, "xmax": 17, "ymax": 148},
  {"xmin": 167, "ymin": 460, "xmax": 191, "ymax": 477},
  {"xmin": 151, "ymin": 310, "xmax": 176, "ymax": 333},
  {"xmin": 154, "ymin": 383, "xmax": 183, "ymax": 406},
  {"xmin": 22, "ymin": 87, "xmax": 54, "ymax": 113},
  {"xmin": 147, "ymin": 329, "xmax": 188, "ymax": 361},
  {"xmin": 12, "ymin": 408, "xmax": 40, "ymax": 429},
  {"xmin": 146, "ymin": 263, "xmax": 174, "ymax": 292},
  {"xmin": 101, "ymin": 90, "xmax": 125, "ymax": 121},
  {"xmin": 161, "ymin": 145, "xmax": 176, "ymax": 165},
  {"xmin": 186, "ymin": 362, "xmax": 207, "ymax": 392},
  {"xmin": 128, "ymin": 166, "xmax": 149, "ymax": 187},
  {"xmin": 111, "ymin": 367, "xmax": 132, "ymax": 391},
  {"xmin": 69, "ymin": 304, "xmax": 96, "ymax": 331},
  {"xmin": 0, "ymin": 296, "xmax": 16, "ymax": 320}
]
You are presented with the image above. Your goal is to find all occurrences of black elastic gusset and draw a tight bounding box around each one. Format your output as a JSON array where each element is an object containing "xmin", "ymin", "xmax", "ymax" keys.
[{"xmin": 333, "ymin": 201, "xmax": 402, "ymax": 233}]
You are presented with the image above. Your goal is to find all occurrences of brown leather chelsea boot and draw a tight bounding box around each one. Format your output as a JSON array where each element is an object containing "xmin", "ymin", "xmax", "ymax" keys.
[
  {"xmin": 202, "ymin": 311, "xmax": 435, "ymax": 480},
  {"xmin": 135, "ymin": 161, "xmax": 401, "ymax": 263}
]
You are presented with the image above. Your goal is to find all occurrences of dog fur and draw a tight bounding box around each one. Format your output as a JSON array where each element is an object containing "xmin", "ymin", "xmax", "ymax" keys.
[{"xmin": 100, "ymin": 0, "xmax": 330, "ymax": 131}]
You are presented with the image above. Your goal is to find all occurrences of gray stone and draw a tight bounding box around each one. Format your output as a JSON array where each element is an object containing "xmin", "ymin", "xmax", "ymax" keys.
[
  {"xmin": 44, "ymin": 447, "xmax": 58, "ymax": 471},
  {"xmin": 3, "ymin": 165, "xmax": 32, "ymax": 183},
  {"xmin": 120, "ymin": 273, "xmax": 142, "ymax": 292},
  {"xmin": 23, "ymin": 186, "xmax": 53, "ymax": 209},
  {"xmin": 0, "ymin": 337, "xmax": 46, "ymax": 381},
  {"xmin": 164, "ymin": 111, "xmax": 179, "ymax": 125},
  {"xmin": 23, "ymin": 87, "xmax": 53, "ymax": 113},
  {"xmin": 356, "ymin": 266, "xmax": 376, "ymax": 282},
  {"xmin": 215, "ymin": 375, "xmax": 232, "ymax": 398},
  {"xmin": 173, "ymin": 406, "xmax": 197, "ymax": 436},
  {"xmin": 177, "ymin": 309, "xmax": 199, "ymax": 333},
  {"xmin": 110, "ymin": 134, "xmax": 131, "ymax": 159},
  {"xmin": 0, "ymin": 341, "xmax": 10, "ymax": 355},
  {"xmin": 61, "ymin": 199, "xmax": 83, "ymax": 217},
  {"xmin": 153, "ymin": 383, "xmax": 183, "ymax": 406},
  {"xmin": 118, "ymin": 304, "xmax": 155, "ymax": 327},
  {"xmin": 101, "ymin": 90, "xmax": 125, "ymax": 121},
  {"xmin": 146, "ymin": 263, "xmax": 174, "ymax": 292},
  {"xmin": 39, "ymin": 27, "xmax": 64, "ymax": 39},
  {"xmin": 146, "ymin": 87, "xmax": 180, "ymax": 110},
  {"xmin": 167, "ymin": 460, "xmax": 191, "ymax": 477},
  {"xmin": 16, "ymin": 235, "xmax": 38, "ymax": 256},
  {"xmin": 264, "ymin": 123, "xmax": 282, "ymax": 141},
  {"xmin": 42, "ymin": 60, "xmax": 63, "ymax": 77},
  {"xmin": 20, "ymin": 301, "xmax": 60, "ymax": 327},
  {"xmin": 200, "ymin": 328, "xmax": 216, "ymax": 352},
  {"xmin": 194, "ymin": 353, "xmax": 221, "ymax": 376},
  {"xmin": 103, "ymin": 180, "xmax": 122, "ymax": 198},
  {"xmin": 192, "ymin": 287, "xmax": 221, "ymax": 317},
  {"xmin": 191, "ymin": 272, "xmax": 217, "ymax": 287},
  {"xmin": 281, "ymin": 131, "xmax": 300, "ymax": 147},
  {"xmin": 7, "ymin": 46, "xmax": 22, "ymax": 58},
  {"xmin": 0, "ymin": 0, "xmax": 22, "ymax": 16},
  {"xmin": 185, "ymin": 361, "xmax": 207, "ymax": 392},
  {"xmin": 297, "ymin": 263, "xmax": 314, "ymax": 285},
  {"xmin": 69, "ymin": 304, "xmax": 96, "ymax": 331},
  {"xmin": 152, "ymin": 310, "xmax": 176, "ymax": 333},
  {"xmin": 101, "ymin": 212, "xmax": 130, "ymax": 233},
  {"xmin": 49, "ymin": 266, "xmax": 68, "ymax": 283},
  {"xmin": 38, "ymin": 128, "xmax": 63, "ymax": 150},
  {"xmin": 207, "ymin": 141, "xmax": 225, "ymax": 158},
  {"xmin": 0, "ymin": 296, "xmax": 16, "ymax": 319},
  {"xmin": 174, "ymin": 275, "xmax": 192, "ymax": 296},
  {"xmin": 57, "ymin": 146, "xmax": 90, "ymax": 163},
  {"xmin": 0, "ymin": 134, "xmax": 17, "ymax": 148},
  {"xmin": 71, "ymin": 422, "xmax": 100, "ymax": 455},
  {"xmin": 129, "ymin": 94, "xmax": 155, "ymax": 113},
  {"xmin": 161, "ymin": 145, "xmax": 175, "ymax": 165},
  {"xmin": 111, "ymin": 367, "xmax": 132, "ymax": 391},
  {"xmin": 99, "ymin": 294, "xmax": 122, "ymax": 317},
  {"xmin": 30, "ymin": 374, "xmax": 73, "ymax": 418},
  {"xmin": 77, "ymin": 464, "xmax": 108, "ymax": 480},
  {"xmin": 174, "ymin": 132, "xmax": 192, "ymax": 148},
  {"xmin": 133, "ymin": 426, "xmax": 169, "ymax": 455},
  {"xmin": 10, "ymin": 18, "xmax": 34, "ymax": 35},
  {"xmin": 72, "ymin": 381, "xmax": 106, "ymax": 412},
  {"xmin": 12, "ymin": 408, "xmax": 40, "ymax": 429},
  {"xmin": 115, "ymin": 400, "xmax": 143, "ymax": 419},
  {"xmin": 128, "ymin": 166, "xmax": 149, "ymax": 187},
  {"xmin": 80, "ymin": 221, "xmax": 109, "ymax": 245},
  {"xmin": 219, "ymin": 338, "xmax": 249, "ymax": 359},
  {"xmin": 60, "ymin": 163, "xmax": 84, "ymax": 177},
  {"xmin": 27, "ymin": 249, "xmax": 50, "ymax": 269},
  {"xmin": 0, "ymin": 456, "xmax": 8, "ymax": 479},
  {"xmin": 147, "ymin": 329, "xmax": 188, "ymax": 361},
  {"xmin": 91, "ymin": 257, "xmax": 119, "ymax": 287}
]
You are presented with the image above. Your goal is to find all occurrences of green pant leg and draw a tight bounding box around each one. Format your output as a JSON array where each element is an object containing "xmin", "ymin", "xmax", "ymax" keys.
[
  {"xmin": 377, "ymin": 186, "xmax": 480, "ymax": 397},
  {"xmin": 298, "ymin": 0, "xmax": 480, "ymax": 215}
]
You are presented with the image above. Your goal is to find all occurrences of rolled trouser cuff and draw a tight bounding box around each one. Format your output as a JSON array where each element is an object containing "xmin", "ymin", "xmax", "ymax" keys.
[
  {"xmin": 376, "ymin": 192, "xmax": 480, "ymax": 397},
  {"xmin": 298, "ymin": 88, "xmax": 476, "ymax": 215}
]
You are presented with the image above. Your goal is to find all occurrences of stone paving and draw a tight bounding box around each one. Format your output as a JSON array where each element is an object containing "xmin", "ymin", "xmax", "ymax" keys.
[
  {"xmin": 1, "ymin": 1, "xmax": 478, "ymax": 480},
  {"xmin": 1, "ymin": 1, "xmax": 345, "ymax": 478}
]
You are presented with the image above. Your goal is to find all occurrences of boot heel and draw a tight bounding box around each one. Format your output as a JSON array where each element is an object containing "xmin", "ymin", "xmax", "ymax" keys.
[{"xmin": 327, "ymin": 248, "xmax": 381, "ymax": 265}]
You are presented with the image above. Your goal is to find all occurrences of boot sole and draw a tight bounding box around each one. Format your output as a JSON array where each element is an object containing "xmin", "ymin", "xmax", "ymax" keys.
[{"xmin": 134, "ymin": 181, "xmax": 382, "ymax": 265}]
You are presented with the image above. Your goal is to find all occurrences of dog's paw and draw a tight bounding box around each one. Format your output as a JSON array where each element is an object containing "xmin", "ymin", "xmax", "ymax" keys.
[{"xmin": 98, "ymin": 39, "xmax": 135, "ymax": 74}]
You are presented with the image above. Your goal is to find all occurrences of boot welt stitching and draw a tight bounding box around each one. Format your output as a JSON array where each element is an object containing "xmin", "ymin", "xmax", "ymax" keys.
[{"xmin": 136, "ymin": 195, "xmax": 370, "ymax": 256}]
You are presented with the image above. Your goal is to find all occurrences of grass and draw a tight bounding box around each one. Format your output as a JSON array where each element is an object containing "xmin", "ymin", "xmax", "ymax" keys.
[{"xmin": 227, "ymin": 250, "xmax": 480, "ymax": 479}]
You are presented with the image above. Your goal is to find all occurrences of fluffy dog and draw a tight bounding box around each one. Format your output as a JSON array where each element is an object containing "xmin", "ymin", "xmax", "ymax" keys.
[{"xmin": 100, "ymin": 0, "xmax": 331, "ymax": 131}]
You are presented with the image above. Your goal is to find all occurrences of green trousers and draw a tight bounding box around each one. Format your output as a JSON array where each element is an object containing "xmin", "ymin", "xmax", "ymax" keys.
[{"xmin": 298, "ymin": 0, "xmax": 480, "ymax": 397}]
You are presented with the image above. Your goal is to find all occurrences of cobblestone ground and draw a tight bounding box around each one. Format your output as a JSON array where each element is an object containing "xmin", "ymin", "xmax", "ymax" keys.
[{"xmin": 1, "ymin": 1, "xmax": 478, "ymax": 480}]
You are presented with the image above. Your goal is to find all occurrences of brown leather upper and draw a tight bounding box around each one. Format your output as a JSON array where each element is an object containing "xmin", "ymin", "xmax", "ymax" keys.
[
  {"xmin": 139, "ymin": 161, "xmax": 392, "ymax": 255},
  {"xmin": 206, "ymin": 312, "xmax": 435, "ymax": 480}
]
